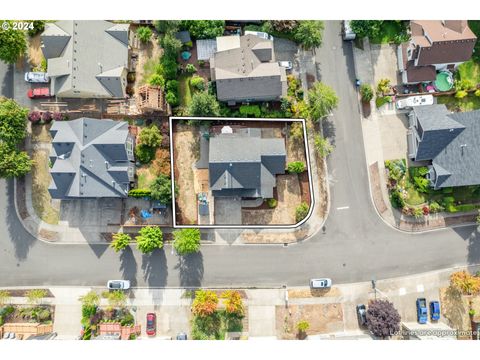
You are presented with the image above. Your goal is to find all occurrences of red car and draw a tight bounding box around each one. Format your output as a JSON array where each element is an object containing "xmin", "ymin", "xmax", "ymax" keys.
[
  {"xmin": 27, "ymin": 87, "xmax": 51, "ymax": 98},
  {"xmin": 146, "ymin": 313, "xmax": 156, "ymax": 336}
]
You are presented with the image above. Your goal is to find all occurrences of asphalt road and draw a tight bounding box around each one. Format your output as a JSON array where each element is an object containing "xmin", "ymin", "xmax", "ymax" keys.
[{"xmin": 0, "ymin": 22, "xmax": 479, "ymax": 288}]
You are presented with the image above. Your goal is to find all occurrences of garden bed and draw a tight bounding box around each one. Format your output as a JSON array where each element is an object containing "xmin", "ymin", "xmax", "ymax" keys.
[
  {"xmin": 0, "ymin": 305, "xmax": 54, "ymax": 327},
  {"xmin": 31, "ymin": 150, "xmax": 59, "ymax": 225}
]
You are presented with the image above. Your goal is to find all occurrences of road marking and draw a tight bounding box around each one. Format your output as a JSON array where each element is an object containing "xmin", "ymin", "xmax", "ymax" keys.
[
  {"xmin": 416, "ymin": 284, "xmax": 424, "ymax": 292},
  {"xmin": 399, "ymin": 288, "xmax": 406, "ymax": 296},
  {"xmin": 336, "ymin": 206, "xmax": 350, "ymax": 210}
]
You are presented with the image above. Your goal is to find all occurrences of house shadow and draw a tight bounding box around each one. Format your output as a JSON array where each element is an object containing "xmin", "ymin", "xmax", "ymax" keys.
[
  {"xmin": 141, "ymin": 249, "xmax": 168, "ymax": 287},
  {"xmin": 120, "ymin": 246, "xmax": 138, "ymax": 287},
  {"xmin": 453, "ymin": 225, "xmax": 480, "ymax": 266},
  {"xmin": 175, "ymin": 252, "xmax": 204, "ymax": 288}
]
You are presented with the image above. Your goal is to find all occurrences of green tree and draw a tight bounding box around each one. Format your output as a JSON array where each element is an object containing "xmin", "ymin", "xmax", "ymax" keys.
[
  {"xmin": 137, "ymin": 26, "xmax": 153, "ymax": 43},
  {"xmin": 160, "ymin": 32, "xmax": 182, "ymax": 59},
  {"xmin": 26, "ymin": 289, "xmax": 48, "ymax": 305},
  {"xmin": 102, "ymin": 290, "xmax": 127, "ymax": 308},
  {"xmin": 0, "ymin": 144, "xmax": 33, "ymax": 178},
  {"xmin": 0, "ymin": 22, "xmax": 27, "ymax": 64},
  {"xmin": 295, "ymin": 202, "xmax": 310, "ymax": 222},
  {"xmin": 0, "ymin": 290, "xmax": 11, "ymax": 306},
  {"xmin": 192, "ymin": 290, "xmax": 218, "ymax": 317},
  {"xmin": 307, "ymin": 82, "xmax": 339, "ymax": 121},
  {"xmin": 293, "ymin": 20, "xmax": 324, "ymax": 49},
  {"xmin": 159, "ymin": 56, "xmax": 178, "ymax": 80},
  {"xmin": 360, "ymin": 83, "xmax": 374, "ymax": 102},
  {"xmin": 220, "ymin": 290, "xmax": 244, "ymax": 316},
  {"xmin": 350, "ymin": 20, "xmax": 384, "ymax": 39},
  {"xmin": 150, "ymin": 174, "xmax": 176, "ymax": 204},
  {"xmin": 180, "ymin": 20, "xmax": 225, "ymax": 39},
  {"xmin": 136, "ymin": 225, "xmax": 163, "ymax": 253},
  {"xmin": 173, "ymin": 228, "xmax": 201, "ymax": 255},
  {"xmin": 110, "ymin": 232, "xmax": 131, "ymax": 252},
  {"xmin": 188, "ymin": 92, "xmax": 220, "ymax": 117},
  {"xmin": 314, "ymin": 135, "xmax": 334, "ymax": 158},
  {"xmin": 79, "ymin": 291, "xmax": 100, "ymax": 307},
  {"xmin": 0, "ymin": 97, "xmax": 29, "ymax": 146},
  {"xmin": 287, "ymin": 161, "xmax": 306, "ymax": 173},
  {"xmin": 154, "ymin": 20, "xmax": 180, "ymax": 34},
  {"xmin": 27, "ymin": 20, "xmax": 46, "ymax": 37},
  {"xmin": 138, "ymin": 125, "xmax": 162, "ymax": 148},
  {"xmin": 148, "ymin": 73, "xmax": 165, "ymax": 87}
]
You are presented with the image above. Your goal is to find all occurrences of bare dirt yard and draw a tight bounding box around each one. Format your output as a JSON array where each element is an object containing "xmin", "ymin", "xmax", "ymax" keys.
[
  {"xmin": 27, "ymin": 34, "xmax": 44, "ymax": 69},
  {"xmin": 242, "ymin": 174, "xmax": 302, "ymax": 225},
  {"xmin": 133, "ymin": 33, "xmax": 163, "ymax": 90},
  {"xmin": 276, "ymin": 304, "xmax": 344, "ymax": 339},
  {"xmin": 173, "ymin": 124, "xmax": 200, "ymax": 224},
  {"xmin": 440, "ymin": 286, "xmax": 479, "ymax": 339}
]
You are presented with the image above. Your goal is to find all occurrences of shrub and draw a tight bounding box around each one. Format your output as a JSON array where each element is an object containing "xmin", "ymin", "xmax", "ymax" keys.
[
  {"xmin": 198, "ymin": 60, "xmax": 205, "ymax": 67},
  {"xmin": 128, "ymin": 188, "xmax": 151, "ymax": 198},
  {"xmin": 28, "ymin": 111, "xmax": 41, "ymax": 123},
  {"xmin": 366, "ymin": 299, "xmax": 400, "ymax": 339},
  {"xmin": 314, "ymin": 135, "xmax": 334, "ymax": 158},
  {"xmin": 239, "ymin": 105, "xmax": 262, "ymax": 118},
  {"xmin": 297, "ymin": 320, "xmax": 310, "ymax": 332},
  {"xmin": 166, "ymin": 91, "xmax": 180, "ymax": 106},
  {"xmin": 135, "ymin": 144, "xmax": 156, "ymax": 164},
  {"xmin": 456, "ymin": 204, "xmax": 476, "ymax": 212},
  {"xmin": 450, "ymin": 271, "xmax": 480, "ymax": 295},
  {"xmin": 455, "ymin": 79, "xmax": 475, "ymax": 91},
  {"xmin": 267, "ymin": 198, "xmax": 277, "ymax": 208},
  {"xmin": 295, "ymin": 202, "xmax": 310, "ymax": 222},
  {"xmin": 446, "ymin": 204, "xmax": 458, "ymax": 213},
  {"xmin": 52, "ymin": 112, "xmax": 63, "ymax": 121},
  {"xmin": 412, "ymin": 207, "xmax": 423, "ymax": 218},
  {"xmin": 166, "ymin": 79, "xmax": 179, "ymax": 93},
  {"xmin": 26, "ymin": 289, "xmax": 48, "ymax": 305},
  {"xmin": 390, "ymin": 189, "xmax": 405, "ymax": 209},
  {"xmin": 27, "ymin": 20, "xmax": 46, "ymax": 37},
  {"xmin": 139, "ymin": 125, "xmax": 162, "ymax": 148},
  {"xmin": 148, "ymin": 74, "xmax": 165, "ymax": 88},
  {"xmin": 192, "ymin": 290, "xmax": 218, "ymax": 317},
  {"xmin": 110, "ymin": 232, "xmax": 131, "ymax": 252},
  {"xmin": 287, "ymin": 161, "xmax": 306, "ymax": 173},
  {"xmin": 190, "ymin": 76, "xmax": 205, "ymax": 91},
  {"xmin": 185, "ymin": 64, "xmax": 197, "ymax": 73},
  {"xmin": 0, "ymin": 290, "xmax": 11, "ymax": 306},
  {"xmin": 220, "ymin": 290, "xmax": 244, "ymax": 317},
  {"xmin": 429, "ymin": 201, "xmax": 444, "ymax": 213},
  {"xmin": 38, "ymin": 308, "xmax": 51, "ymax": 322},
  {"xmin": 413, "ymin": 176, "xmax": 430, "ymax": 193},
  {"xmin": 127, "ymin": 72, "xmax": 136, "ymax": 83},
  {"xmin": 137, "ymin": 26, "xmax": 153, "ymax": 43},
  {"xmin": 360, "ymin": 83, "xmax": 374, "ymax": 102},
  {"xmin": 289, "ymin": 122, "xmax": 304, "ymax": 143},
  {"xmin": 41, "ymin": 111, "xmax": 52, "ymax": 123},
  {"xmin": 475, "ymin": 89, "xmax": 480, "ymax": 97},
  {"xmin": 455, "ymin": 90, "xmax": 468, "ymax": 99},
  {"xmin": 376, "ymin": 78, "xmax": 391, "ymax": 94}
]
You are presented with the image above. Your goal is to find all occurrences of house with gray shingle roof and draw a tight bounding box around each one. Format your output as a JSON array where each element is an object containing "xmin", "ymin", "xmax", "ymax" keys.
[
  {"xmin": 48, "ymin": 118, "xmax": 135, "ymax": 199},
  {"xmin": 408, "ymin": 104, "xmax": 480, "ymax": 189},
  {"xmin": 209, "ymin": 127, "xmax": 286, "ymax": 198},
  {"xmin": 210, "ymin": 34, "xmax": 287, "ymax": 104},
  {"xmin": 41, "ymin": 21, "xmax": 130, "ymax": 98}
]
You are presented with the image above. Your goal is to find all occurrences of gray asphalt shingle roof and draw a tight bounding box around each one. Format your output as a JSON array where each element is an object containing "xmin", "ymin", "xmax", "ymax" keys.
[{"xmin": 48, "ymin": 118, "xmax": 135, "ymax": 199}]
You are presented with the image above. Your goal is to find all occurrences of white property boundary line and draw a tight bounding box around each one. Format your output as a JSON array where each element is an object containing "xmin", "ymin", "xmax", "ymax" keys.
[{"xmin": 169, "ymin": 116, "xmax": 314, "ymax": 229}]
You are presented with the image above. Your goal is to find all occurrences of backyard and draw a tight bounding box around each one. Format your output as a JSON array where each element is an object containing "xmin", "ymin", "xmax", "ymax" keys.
[
  {"xmin": 179, "ymin": 74, "xmax": 193, "ymax": 108},
  {"xmin": 370, "ymin": 21, "xmax": 408, "ymax": 44}
]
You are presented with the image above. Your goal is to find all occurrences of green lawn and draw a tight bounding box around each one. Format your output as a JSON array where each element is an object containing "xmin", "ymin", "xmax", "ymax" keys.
[
  {"xmin": 140, "ymin": 57, "xmax": 159, "ymax": 85},
  {"xmin": 179, "ymin": 74, "xmax": 193, "ymax": 108},
  {"xmin": 370, "ymin": 21, "xmax": 407, "ymax": 44},
  {"xmin": 136, "ymin": 166, "xmax": 156, "ymax": 189},
  {"xmin": 457, "ymin": 60, "xmax": 480, "ymax": 84},
  {"xmin": 437, "ymin": 95, "xmax": 480, "ymax": 112}
]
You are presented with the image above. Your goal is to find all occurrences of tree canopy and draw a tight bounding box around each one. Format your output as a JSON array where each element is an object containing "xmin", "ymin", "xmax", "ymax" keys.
[
  {"xmin": 0, "ymin": 22, "xmax": 27, "ymax": 64},
  {"xmin": 350, "ymin": 20, "xmax": 384, "ymax": 39},
  {"xmin": 137, "ymin": 26, "xmax": 153, "ymax": 43},
  {"xmin": 220, "ymin": 290, "xmax": 244, "ymax": 316},
  {"xmin": 0, "ymin": 143, "xmax": 33, "ymax": 178},
  {"xmin": 0, "ymin": 97, "xmax": 28, "ymax": 146},
  {"xmin": 110, "ymin": 232, "xmax": 131, "ymax": 252},
  {"xmin": 450, "ymin": 271, "xmax": 480, "ymax": 295},
  {"xmin": 173, "ymin": 228, "xmax": 201, "ymax": 255},
  {"xmin": 154, "ymin": 20, "xmax": 180, "ymax": 34},
  {"xmin": 192, "ymin": 290, "xmax": 218, "ymax": 317},
  {"xmin": 138, "ymin": 125, "xmax": 162, "ymax": 148},
  {"xmin": 293, "ymin": 21, "xmax": 324, "ymax": 49},
  {"xmin": 180, "ymin": 20, "xmax": 225, "ymax": 39},
  {"xmin": 188, "ymin": 92, "xmax": 220, "ymax": 117},
  {"xmin": 366, "ymin": 300, "xmax": 401, "ymax": 338},
  {"xmin": 149, "ymin": 174, "xmax": 175, "ymax": 204},
  {"xmin": 307, "ymin": 82, "xmax": 339, "ymax": 121},
  {"xmin": 136, "ymin": 226, "xmax": 163, "ymax": 253}
]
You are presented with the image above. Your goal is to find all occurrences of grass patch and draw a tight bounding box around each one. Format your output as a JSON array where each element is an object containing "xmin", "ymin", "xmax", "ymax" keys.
[
  {"xmin": 437, "ymin": 95, "xmax": 480, "ymax": 112},
  {"xmin": 457, "ymin": 60, "xmax": 480, "ymax": 85},
  {"xmin": 179, "ymin": 74, "xmax": 193, "ymax": 108},
  {"xmin": 140, "ymin": 57, "xmax": 159, "ymax": 86},
  {"xmin": 136, "ymin": 166, "xmax": 156, "ymax": 189},
  {"xmin": 370, "ymin": 21, "xmax": 407, "ymax": 44},
  {"xmin": 375, "ymin": 96, "xmax": 391, "ymax": 108},
  {"xmin": 405, "ymin": 186, "xmax": 426, "ymax": 206},
  {"xmin": 31, "ymin": 150, "xmax": 59, "ymax": 225}
]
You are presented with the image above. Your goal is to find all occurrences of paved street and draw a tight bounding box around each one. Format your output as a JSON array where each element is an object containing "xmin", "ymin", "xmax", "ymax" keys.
[{"xmin": 1, "ymin": 21, "xmax": 480, "ymax": 288}]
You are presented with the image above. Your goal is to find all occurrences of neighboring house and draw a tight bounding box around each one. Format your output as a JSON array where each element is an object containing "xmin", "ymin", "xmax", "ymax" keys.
[
  {"xmin": 408, "ymin": 104, "xmax": 480, "ymax": 189},
  {"xmin": 398, "ymin": 20, "xmax": 477, "ymax": 84},
  {"xmin": 209, "ymin": 127, "xmax": 286, "ymax": 199},
  {"xmin": 210, "ymin": 34, "xmax": 287, "ymax": 104},
  {"xmin": 41, "ymin": 21, "xmax": 130, "ymax": 98},
  {"xmin": 48, "ymin": 118, "xmax": 135, "ymax": 199}
]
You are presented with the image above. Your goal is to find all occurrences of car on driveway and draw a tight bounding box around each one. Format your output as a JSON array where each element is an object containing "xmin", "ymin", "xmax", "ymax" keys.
[
  {"xmin": 356, "ymin": 304, "xmax": 367, "ymax": 326},
  {"xmin": 416, "ymin": 298, "xmax": 428, "ymax": 324},
  {"xmin": 244, "ymin": 30, "xmax": 273, "ymax": 41},
  {"xmin": 27, "ymin": 87, "xmax": 52, "ymax": 99},
  {"xmin": 24, "ymin": 72, "xmax": 49, "ymax": 83},
  {"xmin": 278, "ymin": 61, "xmax": 293, "ymax": 70},
  {"xmin": 176, "ymin": 332, "xmax": 187, "ymax": 340},
  {"xmin": 146, "ymin": 313, "xmax": 156, "ymax": 336},
  {"xmin": 310, "ymin": 278, "xmax": 332, "ymax": 289},
  {"xmin": 107, "ymin": 280, "xmax": 130, "ymax": 290},
  {"xmin": 430, "ymin": 301, "xmax": 440, "ymax": 321}
]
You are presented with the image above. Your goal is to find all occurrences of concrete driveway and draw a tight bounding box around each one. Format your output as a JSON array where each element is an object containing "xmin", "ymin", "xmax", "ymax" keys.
[
  {"xmin": 214, "ymin": 197, "xmax": 242, "ymax": 225},
  {"xmin": 379, "ymin": 113, "xmax": 409, "ymax": 161},
  {"xmin": 371, "ymin": 44, "xmax": 402, "ymax": 86},
  {"xmin": 59, "ymin": 199, "xmax": 122, "ymax": 227}
]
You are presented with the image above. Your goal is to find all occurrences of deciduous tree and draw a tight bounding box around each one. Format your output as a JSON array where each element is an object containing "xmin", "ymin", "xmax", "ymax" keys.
[
  {"xmin": 450, "ymin": 271, "xmax": 480, "ymax": 295},
  {"xmin": 173, "ymin": 228, "xmax": 201, "ymax": 255},
  {"xmin": 0, "ymin": 144, "xmax": 33, "ymax": 178},
  {"xmin": 0, "ymin": 22, "xmax": 27, "ymax": 64},
  {"xmin": 350, "ymin": 20, "xmax": 384, "ymax": 39},
  {"xmin": 293, "ymin": 21, "xmax": 324, "ymax": 49},
  {"xmin": 138, "ymin": 125, "xmax": 162, "ymax": 148},
  {"xmin": 220, "ymin": 290, "xmax": 244, "ymax": 316},
  {"xmin": 188, "ymin": 92, "xmax": 220, "ymax": 117},
  {"xmin": 307, "ymin": 82, "xmax": 339, "ymax": 121},
  {"xmin": 136, "ymin": 226, "xmax": 163, "ymax": 253},
  {"xmin": 192, "ymin": 290, "xmax": 218, "ymax": 317},
  {"xmin": 180, "ymin": 20, "xmax": 225, "ymax": 39},
  {"xmin": 0, "ymin": 97, "xmax": 28, "ymax": 146},
  {"xmin": 366, "ymin": 299, "xmax": 401, "ymax": 339},
  {"xmin": 110, "ymin": 232, "xmax": 131, "ymax": 252},
  {"xmin": 149, "ymin": 174, "xmax": 176, "ymax": 204}
]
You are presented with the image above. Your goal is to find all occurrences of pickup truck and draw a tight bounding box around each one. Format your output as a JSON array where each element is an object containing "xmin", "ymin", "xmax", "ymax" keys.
[{"xmin": 416, "ymin": 298, "xmax": 428, "ymax": 324}]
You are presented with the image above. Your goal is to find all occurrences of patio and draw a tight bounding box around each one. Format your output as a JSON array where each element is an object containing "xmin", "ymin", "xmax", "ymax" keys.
[{"xmin": 123, "ymin": 198, "xmax": 172, "ymax": 226}]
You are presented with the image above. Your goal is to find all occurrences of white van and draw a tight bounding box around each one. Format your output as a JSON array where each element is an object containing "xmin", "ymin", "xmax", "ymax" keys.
[
  {"xmin": 342, "ymin": 21, "xmax": 356, "ymax": 41},
  {"xmin": 244, "ymin": 30, "xmax": 274, "ymax": 41}
]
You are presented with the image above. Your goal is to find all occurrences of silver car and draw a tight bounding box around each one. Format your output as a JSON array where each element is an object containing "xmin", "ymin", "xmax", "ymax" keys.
[
  {"xmin": 24, "ymin": 72, "xmax": 49, "ymax": 83},
  {"xmin": 278, "ymin": 61, "xmax": 293, "ymax": 70},
  {"xmin": 310, "ymin": 278, "xmax": 332, "ymax": 289},
  {"xmin": 107, "ymin": 280, "xmax": 131, "ymax": 290}
]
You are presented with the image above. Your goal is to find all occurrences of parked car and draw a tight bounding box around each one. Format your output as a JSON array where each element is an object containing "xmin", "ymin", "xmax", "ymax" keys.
[
  {"xmin": 107, "ymin": 280, "xmax": 131, "ymax": 290},
  {"xmin": 396, "ymin": 95, "xmax": 434, "ymax": 109},
  {"xmin": 342, "ymin": 20, "xmax": 356, "ymax": 41},
  {"xmin": 24, "ymin": 72, "xmax": 49, "ymax": 83},
  {"xmin": 356, "ymin": 304, "xmax": 367, "ymax": 326},
  {"xmin": 310, "ymin": 278, "xmax": 332, "ymax": 289},
  {"xmin": 176, "ymin": 332, "xmax": 188, "ymax": 340},
  {"xmin": 27, "ymin": 88, "xmax": 51, "ymax": 99},
  {"xmin": 244, "ymin": 30, "xmax": 274, "ymax": 41},
  {"xmin": 278, "ymin": 61, "xmax": 293, "ymax": 70},
  {"xmin": 430, "ymin": 301, "xmax": 441, "ymax": 321},
  {"xmin": 146, "ymin": 313, "xmax": 156, "ymax": 336},
  {"xmin": 416, "ymin": 298, "xmax": 428, "ymax": 324}
]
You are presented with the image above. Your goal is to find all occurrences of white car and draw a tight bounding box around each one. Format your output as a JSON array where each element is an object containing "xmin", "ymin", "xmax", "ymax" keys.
[
  {"xmin": 107, "ymin": 280, "xmax": 131, "ymax": 290},
  {"xmin": 310, "ymin": 278, "xmax": 332, "ymax": 289},
  {"xmin": 278, "ymin": 61, "xmax": 293, "ymax": 70},
  {"xmin": 244, "ymin": 30, "xmax": 273, "ymax": 41},
  {"xmin": 24, "ymin": 72, "xmax": 49, "ymax": 83},
  {"xmin": 342, "ymin": 20, "xmax": 356, "ymax": 41}
]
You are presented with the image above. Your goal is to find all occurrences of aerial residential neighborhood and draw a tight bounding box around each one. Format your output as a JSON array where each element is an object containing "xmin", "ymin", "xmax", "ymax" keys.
[{"xmin": 3, "ymin": 9, "xmax": 480, "ymax": 352}]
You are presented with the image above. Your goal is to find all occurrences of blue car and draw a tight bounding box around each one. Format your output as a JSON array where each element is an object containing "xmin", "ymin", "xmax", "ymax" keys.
[
  {"xmin": 416, "ymin": 298, "xmax": 428, "ymax": 324},
  {"xmin": 430, "ymin": 301, "xmax": 441, "ymax": 321}
]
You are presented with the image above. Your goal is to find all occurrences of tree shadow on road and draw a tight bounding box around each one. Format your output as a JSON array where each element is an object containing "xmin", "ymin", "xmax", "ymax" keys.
[
  {"xmin": 321, "ymin": 119, "xmax": 336, "ymax": 147},
  {"xmin": 120, "ymin": 246, "xmax": 138, "ymax": 287},
  {"xmin": 141, "ymin": 248, "xmax": 168, "ymax": 287},
  {"xmin": 452, "ymin": 225, "xmax": 480, "ymax": 266},
  {"xmin": 175, "ymin": 252, "xmax": 204, "ymax": 287}
]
